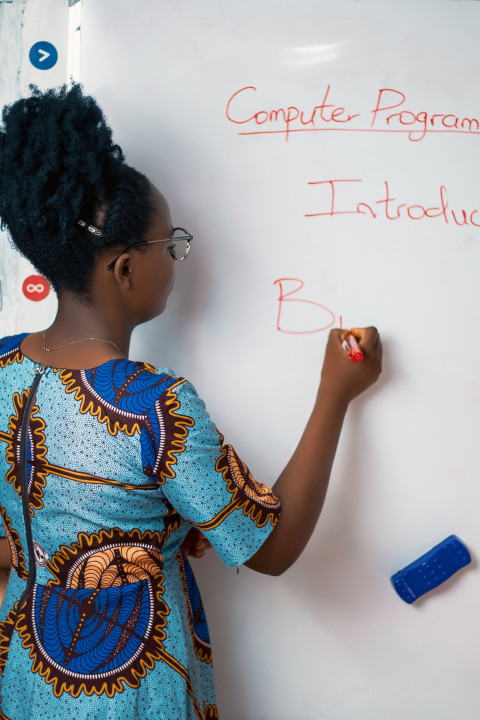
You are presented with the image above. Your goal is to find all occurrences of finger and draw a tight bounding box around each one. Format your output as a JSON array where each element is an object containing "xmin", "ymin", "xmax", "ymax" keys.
[
  {"xmin": 196, "ymin": 539, "xmax": 212, "ymax": 551},
  {"xmin": 329, "ymin": 328, "xmax": 344, "ymax": 341},
  {"xmin": 329, "ymin": 328, "xmax": 351, "ymax": 345},
  {"xmin": 350, "ymin": 327, "xmax": 380, "ymax": 353}
]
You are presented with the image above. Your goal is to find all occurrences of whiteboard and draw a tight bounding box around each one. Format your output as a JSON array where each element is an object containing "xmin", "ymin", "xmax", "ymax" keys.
[{"xmin": 79, "ymin": 2, "xmax": 480, "ymax": 718}]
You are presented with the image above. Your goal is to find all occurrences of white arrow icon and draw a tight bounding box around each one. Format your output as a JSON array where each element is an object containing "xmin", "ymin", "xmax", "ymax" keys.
[{"xmin": 38, "ymin": 48, "xmax": 50, "ymax": 62}]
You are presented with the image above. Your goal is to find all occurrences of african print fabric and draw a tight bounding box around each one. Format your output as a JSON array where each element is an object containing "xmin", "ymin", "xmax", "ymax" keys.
[{"xmin": 0, "ymin": 333, "xmax": 280, "ymax": 719}]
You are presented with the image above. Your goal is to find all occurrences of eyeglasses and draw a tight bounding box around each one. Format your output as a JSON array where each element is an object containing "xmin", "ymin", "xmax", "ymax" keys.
[{"xmin": 106, "ymin": 227, "xmax": 193, "ymax": 270}]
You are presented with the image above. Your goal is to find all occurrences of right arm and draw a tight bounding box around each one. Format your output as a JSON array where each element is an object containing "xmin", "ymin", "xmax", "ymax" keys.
[
  {"xmin": 0, "ymin": 537, "xmax": 10, "ymax": 607},
  {"xmin": 244, "ymin": 327, "xmax": 382, "ymax": 576}
]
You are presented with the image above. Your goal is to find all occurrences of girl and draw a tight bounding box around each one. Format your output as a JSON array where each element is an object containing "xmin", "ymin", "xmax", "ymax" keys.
[{"xmin": 0, "ymin": 84, "xmax": 381, "ymax": 719}]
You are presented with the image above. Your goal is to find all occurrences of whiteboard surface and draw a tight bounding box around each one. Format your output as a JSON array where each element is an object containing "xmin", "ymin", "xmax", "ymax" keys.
[{"xmin": 80, "ymin": 2, "xmax": 480, "ymax": 718}]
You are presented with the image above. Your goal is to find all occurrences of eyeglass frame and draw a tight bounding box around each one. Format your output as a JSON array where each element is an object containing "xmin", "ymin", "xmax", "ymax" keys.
[{"xmin": 106, "ymin": 227, "xmax": 193, "ymax": 270}]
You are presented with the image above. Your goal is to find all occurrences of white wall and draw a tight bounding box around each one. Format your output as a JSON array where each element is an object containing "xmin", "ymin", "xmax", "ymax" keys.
[{"xmin": 0, "ymin": 0, "xmax": 68, "ymax": 336}]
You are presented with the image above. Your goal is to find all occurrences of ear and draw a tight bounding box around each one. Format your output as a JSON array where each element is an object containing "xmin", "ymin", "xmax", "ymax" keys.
[{"xmin": 112, "ymin": 254, "xmax": 134, "ymax": 289}]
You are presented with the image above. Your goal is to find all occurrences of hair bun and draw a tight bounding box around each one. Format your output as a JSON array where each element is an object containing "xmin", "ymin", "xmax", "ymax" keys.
[
  {"xmin": 0, "ymin": 83, "xmax": 154, "ymax": 295},
  {"xmin": 0, "ymin": 82, "xmax": 124, "ymax": 247}
]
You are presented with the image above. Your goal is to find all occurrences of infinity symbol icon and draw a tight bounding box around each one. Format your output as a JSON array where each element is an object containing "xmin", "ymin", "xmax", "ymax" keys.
[
  {"xmin": 26, "ymin": 284, "xmax": 45, "ymax": 293},
  {"xmin": 22, "ymin": 275, "xmax": 50, "ymax": 301}
]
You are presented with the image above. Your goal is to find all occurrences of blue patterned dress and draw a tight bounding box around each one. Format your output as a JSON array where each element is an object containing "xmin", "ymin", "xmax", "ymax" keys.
[{"xmin": 0, "ymin": 333, "xmax": 280, "ymax": 719}]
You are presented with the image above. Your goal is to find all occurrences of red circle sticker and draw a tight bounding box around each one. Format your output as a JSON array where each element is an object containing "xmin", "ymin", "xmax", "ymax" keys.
[{"xmin": 22, "ymin": 275, "xmax": 50, "ymax": 302}]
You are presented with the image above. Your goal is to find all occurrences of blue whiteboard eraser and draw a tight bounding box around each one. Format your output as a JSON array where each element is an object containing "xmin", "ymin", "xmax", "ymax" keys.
[{"xmin": 391, "ymin": 535, "xmax": 471, "ymax": 604}]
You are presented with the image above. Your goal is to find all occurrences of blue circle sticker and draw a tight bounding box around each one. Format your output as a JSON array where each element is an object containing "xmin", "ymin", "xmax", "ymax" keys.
[{"xmin": 29, "ymin": 41, "xmax": 58, "ymax": 70}]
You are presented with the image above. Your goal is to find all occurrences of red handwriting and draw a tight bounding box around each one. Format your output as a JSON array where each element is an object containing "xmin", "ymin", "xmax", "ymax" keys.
[
  {"xmin": 227, "ymin": 85, "xmax": 359, "ymax": 141},
  {"xmin": 305, "ymin": 179, "xmax": 480, "ymax": 227},
  {"xmin": 370, "ymin": 88, "xmax": 480, "ymax": 140},
  {"xmin": 274, "ymin": 278, "xmax": 336, "ymax": 334},
  {"xmin": 226, "ymin": 86, "xmax": 480, "ymax": 142}
]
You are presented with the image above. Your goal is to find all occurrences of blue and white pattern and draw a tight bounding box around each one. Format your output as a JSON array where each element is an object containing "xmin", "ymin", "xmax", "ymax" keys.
[{"xmin": 0, "ymin": 333, "xmax": 281, "ymax": 719}]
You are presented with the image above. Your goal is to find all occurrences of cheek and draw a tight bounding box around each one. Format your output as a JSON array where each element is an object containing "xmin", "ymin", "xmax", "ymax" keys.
[
  {"xmin": 159, "ymin": 257, "xmax": 175, "ymax": 290},
  {"xmin": 150, "ymin": 258, "xmax": 175, "ymax": 307},
  {"xmin": 135, "ymin": 250, "xmax": 175, "ymax": 317}
]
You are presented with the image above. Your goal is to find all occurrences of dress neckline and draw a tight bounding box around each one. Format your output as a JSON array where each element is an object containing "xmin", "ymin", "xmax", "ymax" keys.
[{"xmin": 18, "ymin": 336, "xmax": 126, "ymax": 372}]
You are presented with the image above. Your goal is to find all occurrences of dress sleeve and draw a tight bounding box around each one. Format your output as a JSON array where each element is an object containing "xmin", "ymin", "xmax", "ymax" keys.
[{"xmin": 151, "ymin": 378, "xmax": 281, "ymax": 567}]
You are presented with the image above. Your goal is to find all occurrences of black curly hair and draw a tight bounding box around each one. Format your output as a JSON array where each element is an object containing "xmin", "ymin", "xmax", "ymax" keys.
[{"xmin": 0, "ymin": 83, "xmax": 154, "ymax": 295}]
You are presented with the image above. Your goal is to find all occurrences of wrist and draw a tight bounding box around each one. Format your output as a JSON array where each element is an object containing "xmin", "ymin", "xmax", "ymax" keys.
[{"xmin": 315, "ymin": 382, "xmax": 350, "ymax": 415}]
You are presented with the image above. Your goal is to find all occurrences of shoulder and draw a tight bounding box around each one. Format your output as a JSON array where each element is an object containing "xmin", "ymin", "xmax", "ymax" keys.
[
  {"xmin": 73, "ymin": 358, "xmax": 183, "ymax": 412},
  {"xmin": 139, "ymin": 367, "xmax": 211, "ymax": 422},
  {"xmin": 0, "ymin": 333, "xmax": 28, "ymax": 357},
  {"xmin": 83, "ymin": 360, "xmax": 208, "ymax": 419},
  {"xmin": 0, "ymin": 333, "xmax": 28, "ymax": 366},
  {"xmin": 129, "ymin": 361, "xmax": 201, "ymax": 399}
]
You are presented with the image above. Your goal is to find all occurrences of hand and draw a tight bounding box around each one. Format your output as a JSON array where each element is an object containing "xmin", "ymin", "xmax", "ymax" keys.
[
  {"xmin": 181, "ymin": 528, "xmax": 212, "ymax": 558},
  {"xmin": 319, "ymin": 327, "xmax": 382, "ymax": 406},
  {"xmin": 0, "ymin": 569, "xmax": 9, "ymax": 609}
]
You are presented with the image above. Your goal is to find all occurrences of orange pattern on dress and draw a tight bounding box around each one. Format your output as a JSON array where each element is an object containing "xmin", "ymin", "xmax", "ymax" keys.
[
  {"xmin": 55, "ymin": 369, "xmax": 144, "ymax": 438},
  {"xmin": 205, "ymin": 441, "xmax": 281, "ymax": 529},
  {"xmin": 0, "ymin": 351, "xmax": 22, "ymax": 370},
  {"xmin": 70, "ymin": 545, "xmax": 164, "ymax": 588},
  {"xmin": 46, "ymin": 527, "xmax": 167, "ymax": 588},
  {"xmin": 0, "ymin": 605, "xmax": 17, "ymax": 677},
  {"xmin": 177, "ymin": 551, "xmax": 213, "ymax": 666},
  {"xmin": 14, "ymin": 528, "xmax": 176, "ymax": 699},
  {"xmin": 5, "ymin": 391, "xmax": 48, "ymax": 515},
  {"xmin": 0, "ymin": 505, "xmax": 27, "ymax": 580},
  {"xmin": 154, "ymin": 380, "xmax": 194, "ymax": 484},
  {"xmin": 203, "ymin": 705, "xmax": 219, "ymax": 720}
]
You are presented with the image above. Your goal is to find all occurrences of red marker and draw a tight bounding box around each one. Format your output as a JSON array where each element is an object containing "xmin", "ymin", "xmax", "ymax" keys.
[{"xmin": 342, "ymin": 333, "xmax": 364, "ymax": 362}]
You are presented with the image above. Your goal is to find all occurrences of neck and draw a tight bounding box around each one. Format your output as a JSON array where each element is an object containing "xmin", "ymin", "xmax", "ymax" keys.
[{"xmin": 47, "ymin": 291, "xmax": 133, "ymax": 358}]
